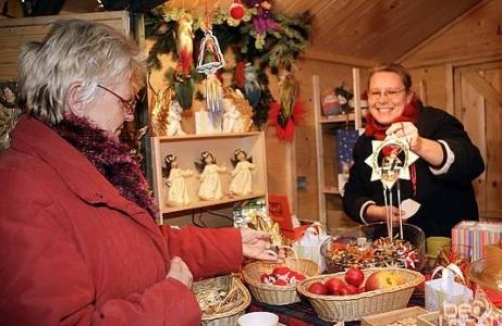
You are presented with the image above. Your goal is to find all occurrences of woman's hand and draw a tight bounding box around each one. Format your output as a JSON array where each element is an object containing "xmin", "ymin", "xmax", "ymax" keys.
[
  {"xmin": 365, "ymin": 204, "xmax": 404, "ymax": 223},
  {"xmin": 240, "ymin": 228, "xmax": 284, "ymax": 263},
  {"xmin": 386, "ymin": 121, "xmax": 445, "ymax": 166},
  {"xmin": 386, "ymin": 121, "xmax": 421, "ymax": 152},
  {"xmin": 167, "ymin": 256, "xmax": 193, "ymax": 288}
]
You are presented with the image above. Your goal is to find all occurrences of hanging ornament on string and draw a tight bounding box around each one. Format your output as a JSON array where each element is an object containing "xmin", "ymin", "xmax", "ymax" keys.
[
  {"xmin": 268, "ymin": 71, "xmax": 304, "ymax": 141},
  {"xmin": 229, "ymin": 0, "xmax": 246, "ymax": 20},
  {"xmin": 173, "ymin": 12, "xmax": 195, "ymax": 110},
  {"xmin": 364, "ymin": 133, "xmax": 419, "ymax": 239},
  {"xmin": 196, "ymin": 0, "xmax": 226, "ymax": 125}
]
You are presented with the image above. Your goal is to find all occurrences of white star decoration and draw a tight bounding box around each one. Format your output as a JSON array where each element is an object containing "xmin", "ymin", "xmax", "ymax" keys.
[{"xmin": 364, "ymin": 134, "xmax": 419, "ymax": 187}]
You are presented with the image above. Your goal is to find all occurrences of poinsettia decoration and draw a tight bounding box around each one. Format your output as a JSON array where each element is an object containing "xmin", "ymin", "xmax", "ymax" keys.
[{"xmin": 145, "ymin": 2, "xmax": 311, "ymax": 128}]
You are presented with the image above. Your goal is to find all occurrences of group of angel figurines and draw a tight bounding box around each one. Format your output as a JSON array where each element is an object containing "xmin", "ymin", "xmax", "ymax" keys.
[
  {"xmin": 150, "ymin": 86, "xmax": 254, "ymax": 137},
  {"xmin": 162, "ymin": 149, "xmax": 256, "ymax": 207}
]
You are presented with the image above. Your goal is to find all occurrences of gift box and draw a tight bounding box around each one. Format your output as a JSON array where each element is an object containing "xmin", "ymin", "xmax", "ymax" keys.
[
  {"xmin": 362, "ymin": 306, "xmax": 428, "ymax": 326},
  {"xmin": 268, "ymin": 194, "xmax": 305, "ymax": 240},
  {"xmin": 452, "ymin": 221, "xmax": 502, "ymax": 261}
]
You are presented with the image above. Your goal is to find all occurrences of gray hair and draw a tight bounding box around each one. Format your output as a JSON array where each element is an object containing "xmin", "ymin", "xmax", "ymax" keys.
[{"xmin": 17, "ymin": 19, "xmax": 145, "ymax": 125}]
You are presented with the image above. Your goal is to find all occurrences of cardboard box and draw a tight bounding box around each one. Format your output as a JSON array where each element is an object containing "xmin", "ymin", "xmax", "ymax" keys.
[
  {"xmin": 362, "ymin": 306, "xmax": 428, "ymax": 326},
  {"xmin": 268, "ymin": 194, "xmax": 306, "ymax": 240},
  {"xmin": 417, "ymin": 312, "xmax": 440, "ymax": 326}
]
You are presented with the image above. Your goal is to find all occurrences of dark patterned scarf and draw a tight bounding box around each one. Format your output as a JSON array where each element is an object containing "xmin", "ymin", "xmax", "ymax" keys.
[{"xmin": 52, "ymin": 115, "xmax": 159, "ymax": 219}]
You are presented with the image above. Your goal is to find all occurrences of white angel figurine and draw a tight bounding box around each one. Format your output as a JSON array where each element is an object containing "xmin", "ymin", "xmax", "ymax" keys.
[
  {"xmin": 194, "ymin": 151, "xmax": 227, "ymax": 201},
  {"xmin": 229, "ymin": 149, "xmax": 256, "ymax": 196},
  {"xmin": 166, "ymin": 100, "xmax": 187, "ymax": 136},
  {"xmin": 222, "ymin": 98, "xmax": 242, "ymax": 133},
  {"xmin": 163, "ymin": 154, "xmax": 193, "ymax": 206}
]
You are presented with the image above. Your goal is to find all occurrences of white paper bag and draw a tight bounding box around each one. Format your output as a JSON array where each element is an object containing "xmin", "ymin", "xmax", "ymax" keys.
[
  {"xmin": 291, "ymin": 222, "xmax": 330, "ymax": 272},
  {"xmin": 424, "ymin": 263, "xmax": 473, "ymax": 312}
]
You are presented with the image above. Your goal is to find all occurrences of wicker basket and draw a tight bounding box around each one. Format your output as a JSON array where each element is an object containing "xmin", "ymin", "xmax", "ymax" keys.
[
  {"xmin": 242, "ymin": 258, "xmax": 321, "ymax": 305},
  {"xmin": 297, "ymin": 268, "xmax": 425, "ymax": 322},
  {"xmin": 193, "ymin": 274, "xmax": 251, "ymax": 326}
]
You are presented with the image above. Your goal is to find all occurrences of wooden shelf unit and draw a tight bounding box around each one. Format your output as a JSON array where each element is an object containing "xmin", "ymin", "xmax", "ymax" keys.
[
  {"xmin": 313, "ymin": 69, "xmax": 363, "ymax": 225},
  {"xmin": 150, "ymin": 132, "xmax": 268, "ymax": 224}
]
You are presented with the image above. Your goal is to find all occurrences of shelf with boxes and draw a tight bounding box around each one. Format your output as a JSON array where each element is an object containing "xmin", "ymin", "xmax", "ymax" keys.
[
  {"xmin": 312, "ymin": 69, "xmax": 365, "ymax": 226},
  {"xmin": 150, "ymin": 131, "xmax": 268, "ymax": 223}
]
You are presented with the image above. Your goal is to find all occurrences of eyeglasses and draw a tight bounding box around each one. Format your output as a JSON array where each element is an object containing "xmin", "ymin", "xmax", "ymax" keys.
[
  {"xmin": 97, "ymin": 84, "xmax": 136, "ymax": 115},
  {"xmin": 367, "ymin": 88, "xmax": 406, "ymax": 100}
]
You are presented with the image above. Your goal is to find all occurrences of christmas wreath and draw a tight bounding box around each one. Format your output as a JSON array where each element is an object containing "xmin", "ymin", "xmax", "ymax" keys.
[{"xmin": 145, "ymin": 1, "xmax": 311, "ymax": 129}]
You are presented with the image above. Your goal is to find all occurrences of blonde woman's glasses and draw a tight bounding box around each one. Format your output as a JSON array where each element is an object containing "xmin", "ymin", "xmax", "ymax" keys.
[
  {"xmin": 97, "ymin": 84, "xmax": 137, "ymax": 115},
  {"xmin": 367, "ymin": 88, "xmax": 406, "ymax": 100}
]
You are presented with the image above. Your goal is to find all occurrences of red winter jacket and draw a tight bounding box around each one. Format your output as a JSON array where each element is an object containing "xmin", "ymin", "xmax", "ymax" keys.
[{"xmin": 0, "ymin": 117, "xmax": 243, "ymax": 325}]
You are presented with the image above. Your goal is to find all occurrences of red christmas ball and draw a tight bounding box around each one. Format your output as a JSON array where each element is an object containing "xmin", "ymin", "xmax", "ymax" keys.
[{"xmin": 229, "ymin": 2, "xmax": 245, "ymax": 20}]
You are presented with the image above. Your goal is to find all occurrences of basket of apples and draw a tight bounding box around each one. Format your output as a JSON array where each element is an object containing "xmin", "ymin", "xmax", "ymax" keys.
[
  {"xmin": 296, "ymin": 267, "xmax": 425, "ymax": 322},
  {"xmin": 242, "ymin": 258, "xmax": 321, "ymax": 305}
]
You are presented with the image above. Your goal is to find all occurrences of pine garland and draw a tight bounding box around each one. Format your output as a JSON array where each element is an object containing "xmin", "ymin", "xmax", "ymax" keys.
[{"xmin": 145, "ymin": 4, "xmax": 311, "ymax": 128}]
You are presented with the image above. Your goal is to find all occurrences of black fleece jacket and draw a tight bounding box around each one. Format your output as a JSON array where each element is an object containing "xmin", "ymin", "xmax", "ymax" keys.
[{"xmin": 342, "ymin": 106, "xmax": 485, "ymax": 237}]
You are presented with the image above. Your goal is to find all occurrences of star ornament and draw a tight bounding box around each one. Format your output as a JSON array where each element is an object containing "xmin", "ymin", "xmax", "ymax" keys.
[{"xmin": 364, "ymin": 134, "xmax": 419, "ymax": 187}]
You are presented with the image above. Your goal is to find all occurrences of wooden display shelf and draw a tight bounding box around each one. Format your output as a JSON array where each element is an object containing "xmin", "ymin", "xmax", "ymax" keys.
[
  {"xmin": 150, "ymin": 132, "xmax": 268, "ymax": 224},
  {"xmin": 313, "ymin": 70, "xmax": 363, "ymax": 225},
  {"xmin": 362, "ymin": 306, "xmax": 429, "ymax": 326},
  {"xmin": 318, "ymin": 113, "xmax": 356, "ymax": 124},
  {"xmin": 155, "ymin": 131, "xmax": 262, "ymax": 142},
  {"xmin": 321, "ymin": 186, "xmax": 341, "ymax": 195},
  {"xmin": 160, "ymin": 192, "xmax": 267, "ymax": 214}
]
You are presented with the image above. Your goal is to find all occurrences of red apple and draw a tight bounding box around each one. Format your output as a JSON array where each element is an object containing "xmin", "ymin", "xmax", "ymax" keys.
[
  {"xmin": 273, "ymin": 279, "xmax": 288, "ymax": 286},
  {"xmin": 307, "ymin": 281, "xmax": 328, "ymax": 295},
  {"xmin": 272, "ymin": 266, "xmax": 291, "ymax": 277},
  {"xmin": 344, "ymin": 284, "xmax": 359, "ymax": 294},
  {"xmin": 345, "ymin": 267, "xmax": 365, "ymax": 287},
  {"xmin": 325, "ymin": 277, "xmax": 345, "ymax": 295},
  {"xmin": 365, "ymin": 271, "xmax": 404, "ymax": 291}
]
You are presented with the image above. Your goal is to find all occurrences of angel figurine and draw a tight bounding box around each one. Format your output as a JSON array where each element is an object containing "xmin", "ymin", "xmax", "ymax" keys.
[
  {"xmin": 166, "ymin": 100, "xmax": 187, "ymax": 136},
  {"xmin": 229, "ymin": 149, "xmax": 256, "ymax": 197},
  {"xmin": 222, "ymin": 88, "xmax": 253, "ymax": 133},
  {"xmin": 222, "ymin": 98, "xmax": 242, "ymax": 133},
  {"xmin": 163, "ymin": 154, "xmax": 193, "ymax": 206},
  {"xmin": 194, "ymin": 151, "xmax": 227, "ymax": 201}
]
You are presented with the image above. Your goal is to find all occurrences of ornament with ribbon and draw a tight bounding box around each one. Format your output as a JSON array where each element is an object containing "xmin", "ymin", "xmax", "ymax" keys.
[
  {"xmin": 196, "ymin": 29, "xmax": 226, "ymax": 125},
  {"xmin": 173, "ymin": 12, "xmax": 195, "ymax": 110},
  {"xmin": 244, "ymin": 0, "xmax": 279, "ymax": 35},
  {"xmin": 229, "ymin": 0, "xmax": 245, "ymax": 21},
  {"xmin": 364, "ymin": 133, "xmax": 419, "ymax": 239},
  {"xmin": 268, "ymin": 72, "xmax": 304, "ymax": 141},
  {"xmin": 196, "ymin": 0, "xmax": 226, "ymax": 125},
  {"xmin": 147, "ymin": 73, "xmax": 170, "ymax": 137}
]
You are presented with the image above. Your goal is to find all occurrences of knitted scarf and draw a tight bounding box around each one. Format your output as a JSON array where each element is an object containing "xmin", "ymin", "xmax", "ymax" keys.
[
  {"xmin": 364, "ymin": 96, "xmax": 421, "ymax": 140},
  {"xmin": 52, "ymin": 115, "xmax": 159, "ymax": 219}
]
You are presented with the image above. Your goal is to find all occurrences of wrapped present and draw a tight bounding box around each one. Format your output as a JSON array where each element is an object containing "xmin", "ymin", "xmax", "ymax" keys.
[{"xmin": 452, "ymin": 221, "xmax": 502, "ymax": 262}]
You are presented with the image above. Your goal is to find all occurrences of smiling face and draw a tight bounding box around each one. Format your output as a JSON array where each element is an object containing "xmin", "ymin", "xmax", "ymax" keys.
[{"xmin": 367, "ymin": 71, "xmax": 413, "ymax": 126}]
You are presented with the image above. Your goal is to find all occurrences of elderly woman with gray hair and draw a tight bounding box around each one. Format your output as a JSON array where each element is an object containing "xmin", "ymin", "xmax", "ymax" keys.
[{"xmin": 0, "ymin": 19, "xmax": 281, "ymax": 325}]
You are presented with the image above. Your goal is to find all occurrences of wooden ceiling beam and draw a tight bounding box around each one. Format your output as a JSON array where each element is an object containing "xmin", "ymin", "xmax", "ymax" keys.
[{"xmin": 302, "ymin": 49, "xmax": 376, "ymax": 67}]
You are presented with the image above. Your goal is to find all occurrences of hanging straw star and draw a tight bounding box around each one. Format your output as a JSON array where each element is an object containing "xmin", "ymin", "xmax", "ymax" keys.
[{"xmin": 364, "ymin": 134, "xmax": 419, "ymax": 239}]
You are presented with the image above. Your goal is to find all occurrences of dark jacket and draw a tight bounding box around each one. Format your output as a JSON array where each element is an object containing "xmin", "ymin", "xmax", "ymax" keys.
[
  {"xmin": 343, "ymin": 107, "xmax": 485, "ymax": 237},
  {"xmin": 0, "ymin": 117, "xmax": 243, "ymax": 325}
]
